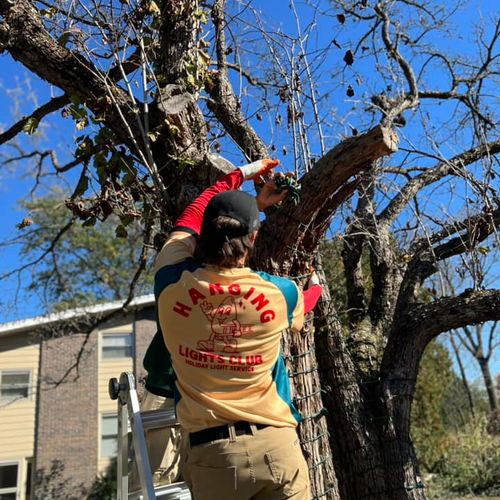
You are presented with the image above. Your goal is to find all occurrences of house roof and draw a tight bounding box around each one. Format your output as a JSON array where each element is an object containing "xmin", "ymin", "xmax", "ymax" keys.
[{"xmin": 0, "ymin": 295, "xmax": 155, "ymax": 336}]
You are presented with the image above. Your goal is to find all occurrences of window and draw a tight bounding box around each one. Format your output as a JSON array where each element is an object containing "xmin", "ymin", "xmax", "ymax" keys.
[
  {"xmin": 101, "ymin": 332, "xmax": 133, "ymax": 359},
  {"xmin": 101, "ymin": 414, "xmax": 118, "ymax": 458},
  {"xmin": 0, "ymin": 371, "xmax": 31, "ymax": 402},
  {"xmin": 0, "ymin": 462, "xmax": 18, "ymax": 500}
]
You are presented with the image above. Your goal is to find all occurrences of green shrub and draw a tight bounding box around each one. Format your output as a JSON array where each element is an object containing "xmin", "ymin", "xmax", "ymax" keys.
[
  {"xmin": 85, "ymin": 460, "xmax": 116, "ymax": 500},
  {"xmin": 439, "ymin": 415, "xmax": 500, "ymax": 495}
]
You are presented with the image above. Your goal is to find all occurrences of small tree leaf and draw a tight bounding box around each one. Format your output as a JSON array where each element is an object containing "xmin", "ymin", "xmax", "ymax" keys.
[
  {"xmin": 58, "ymin": 32, "xmax": 71, "ymax": 48},
  {"xmin": 74, "ymin": 174, "xmax": 89, "ymax": 197},
  {"xmin": 76, "ymin": 119, "xmax": 88, "ymax": 130},
  {"xmin": 22, "ymin": 117, "xmax": 39, "ymax": 135},
  {"xmin": 343, "ymin": 50, "xmax": 354, "ymax": 66},
  {"xmin": 16, "ymin": 217, "xmax": 34, "ymax": 230},
  {"xmin": 115, "ymin": 225, "xmax": 128, "ymax": 238},
  {"xmin": 147, "ymin": 1, "xmax": 161, "ymax": 15},
  {"xmin": 82, "ymin": 217, "xmax": 97, "ymax": 227}
]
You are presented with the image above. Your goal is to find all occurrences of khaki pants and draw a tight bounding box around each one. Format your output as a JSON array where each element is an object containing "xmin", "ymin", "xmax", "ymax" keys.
[
  {"xmin": 183, "ymin": 425, "xmax": 310, "ymax": 499},
  {"xmin": 130, "ymin": 391, "xmax": 184, "ymax": 491}
]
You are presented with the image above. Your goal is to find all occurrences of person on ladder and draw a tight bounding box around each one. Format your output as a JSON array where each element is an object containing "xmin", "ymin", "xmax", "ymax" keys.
[{"xmin": 143, "ymin": 159, "xmax": 322, "ymax": 499}]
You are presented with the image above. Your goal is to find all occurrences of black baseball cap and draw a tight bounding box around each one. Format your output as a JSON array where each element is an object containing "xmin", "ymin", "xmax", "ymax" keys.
[{"xmin": 201, "ymin": 190, "xmax": 260, "ymax": 238}]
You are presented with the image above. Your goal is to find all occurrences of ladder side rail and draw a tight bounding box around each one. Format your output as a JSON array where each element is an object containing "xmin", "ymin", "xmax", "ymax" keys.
[
  {"xmin": 117, "ymin": 397, "xmax": 129, "ymax": 500},
  {"xmin": 122, "ymin": 372, "xmax": 157, "ymax": 500}
]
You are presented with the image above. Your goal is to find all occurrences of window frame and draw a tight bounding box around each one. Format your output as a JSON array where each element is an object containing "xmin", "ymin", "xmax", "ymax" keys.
[
  {"xmin": 0, "ymin": 460, "xmax": 20, "ymax": 498},
  {"xmin": 100, "ymin": 331, "xmax": 134, "ymax": 360},
  {"xmin": 100, "ymin": 413, "xmax": 118, "ymax": 459},
  {"xmin": 0, "ymin": 370, "xmax": 32, "ymax": 403},
  {"xmin": 25, "ymin": 458, "xmax": 33, "ymax": 500}
]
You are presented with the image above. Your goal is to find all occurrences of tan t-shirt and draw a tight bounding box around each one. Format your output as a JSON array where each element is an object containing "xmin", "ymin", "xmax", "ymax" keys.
[{"xmin": 155, "ymin": 232, "xmax": 304, "ymax": 432}]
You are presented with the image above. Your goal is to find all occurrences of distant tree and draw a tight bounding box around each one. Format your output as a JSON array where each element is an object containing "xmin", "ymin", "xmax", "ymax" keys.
[
  {"xmin": 487, "ymin": 375, "xmax": 500, "ymax": 434},
  {"xmin": 14, "ymin": 189, "xmax": 153, "ymax": 312},
  {"xmin": 434, "ymin": 264, "xmax": 499, "ymax": 415},
  {"xmin": 411, "ymin": 341, "xmax": 454, "ymax": 473},
  {"xmin": 452, "ymin": 322, "xmax": 499, "ymax": 413},
  {"xmin": 33, "ymin": 458, "xmax": 116, "ymax": 500},
  {"xmin": 447, "ymin": 333, "xmax": 476, "ymax": 419}
]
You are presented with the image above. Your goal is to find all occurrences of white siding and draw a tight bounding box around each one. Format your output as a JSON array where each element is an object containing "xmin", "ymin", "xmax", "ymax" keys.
[{"xmin": 0, "ymin": 334, "xmax": 39, "ymax": 500}]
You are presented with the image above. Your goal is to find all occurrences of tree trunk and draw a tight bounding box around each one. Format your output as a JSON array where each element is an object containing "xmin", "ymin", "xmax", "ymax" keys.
[
  {"xmin": 449, "ymin": 335, "xmax": 475, "ymax": 418},
  {"xmin": 285, "ymin": 316, "xmax": 339, "ymax": 499},
  {"xmin": 313, "ymin": 285, "xmax": 427, "ymax": 500},
  {"xmin": 478, "ymin": 356, "xmax": 499, "ymax": 412},
  {"xmin": 315, "ymin": 292, "xmax": 387, "ymax": 499}
]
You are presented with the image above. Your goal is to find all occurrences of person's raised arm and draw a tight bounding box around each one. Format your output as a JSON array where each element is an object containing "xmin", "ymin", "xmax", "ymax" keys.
[
  {"xmin": 155, "ymin": 159, "xmax": 280, "ymax": 271},
  {"xmin": 175, "ymin": 159, "xmax": 279, "ymax": 236}
]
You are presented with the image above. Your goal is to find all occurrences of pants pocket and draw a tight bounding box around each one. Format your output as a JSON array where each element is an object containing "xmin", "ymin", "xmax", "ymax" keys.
[
  {"xmin": 185, "ymin": 464, "xmax": 237, "ymax": 500},
  {"xmin": 264, "ymin": 441, "xmax": 310, "ymax": 497}
]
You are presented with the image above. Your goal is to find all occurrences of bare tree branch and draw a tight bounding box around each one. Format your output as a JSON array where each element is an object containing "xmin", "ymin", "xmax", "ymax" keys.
[
  {"xmin": 0, "ymin": 218, "xmax": 74, "ymax": 281},
  {"xmin": 407, "ymin": 289, "xmax": 500, "ymax": 342},
  {"xmin": 373, "ymin": 4, "xmax": 419, "ymax": 126},
  {"xmin": 381, "ymin": 288, "xmax": 500, "ymax": 388},
  {"xmin": 378, "ymin": 140, "xmax": 500, "ymax": 228},
  {"xmin": 393, "ymin": 207, "xmax": 499, "ymax": 319},
  {"xmin": 206, "ymin": 0, "xmax": 268, "ymax": 161},
  {"xmin": 411, "ymin": 207, "xmax": 500, "ymax": 257},
  {"xmin": 429, "ymin": 208, "xmax": 500, "ymax": 262},
  {"xmin": 308, "ymin": 177, "xmax": 361, "ymax": 244},
  {"xmin": 255, "ymin": 125, "xmax": 399, "ymax": 274},
  {"xmin": 224, "ymin": 61, "xmax": 274, "ymax": 88},
  {"xmin": 0, "ymin": 95, "xmax": 69, "ymax": 145},
  {"xmin": 0, "ymin": 0, "xmax": 146, "ymax": 152}
]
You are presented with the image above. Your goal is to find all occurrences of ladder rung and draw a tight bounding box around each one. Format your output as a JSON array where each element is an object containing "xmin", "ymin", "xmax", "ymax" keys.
[
  {"xmin": 129, "ymin": 481, "xmax": 191, "ymax": 500},
  {"xmin": 140, "ymin": 408, "xmax": 179, "ymax": 430},
  {"xmin": 155, "ymin": 481, "xmax": 191, "ymax": 499}
]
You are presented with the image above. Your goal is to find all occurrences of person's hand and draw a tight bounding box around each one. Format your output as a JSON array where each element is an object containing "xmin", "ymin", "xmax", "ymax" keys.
[
  {"xmin": 240, "ymin": 159, "xmax": 280, "ymax": 181},
  {"xmin": 306, "ymin": 270, "xmax": 320, "ymax": 289},
  {"xmin": 256, "ymin": 178, "xmax": 288, "ymax": 210}
]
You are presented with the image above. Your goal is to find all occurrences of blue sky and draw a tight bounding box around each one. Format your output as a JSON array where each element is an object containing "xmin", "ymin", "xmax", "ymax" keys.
[
  {"xmin": 0, "ymin": 57, "xmax": 77, "ymax": 321},
  {"xmin": 0, "ymin": 0, "xmax": 498, "ymax": 380}
]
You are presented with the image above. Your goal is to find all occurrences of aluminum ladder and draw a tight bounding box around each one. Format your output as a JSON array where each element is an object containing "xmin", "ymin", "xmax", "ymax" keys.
[{"xmin": 109, "ymin": 372, "xmax": 191, "ymax": 500}]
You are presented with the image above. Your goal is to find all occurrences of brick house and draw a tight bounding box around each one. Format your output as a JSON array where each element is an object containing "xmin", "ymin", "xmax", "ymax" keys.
[{"xmin": 0, "ymin": 296, "xmax": 156, "ymax": 499}]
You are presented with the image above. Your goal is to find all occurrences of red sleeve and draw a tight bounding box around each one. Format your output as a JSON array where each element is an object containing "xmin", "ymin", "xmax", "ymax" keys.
[
  {"xmin": 303, "ymin": 285, "xmax": 322, "ymax": 314},
  {"xmin": 174, "ymin": 170, "xmax": 244, "ymax": 236}
]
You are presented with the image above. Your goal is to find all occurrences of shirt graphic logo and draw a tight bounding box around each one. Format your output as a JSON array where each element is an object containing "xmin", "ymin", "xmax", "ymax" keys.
[
  {"xmin": 197, "ymin": 296, "xmax": 253, "ymax": 353},
  {"xmin": 172, "ymin": 283, "xmax": 276, "ymax": 324}
]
